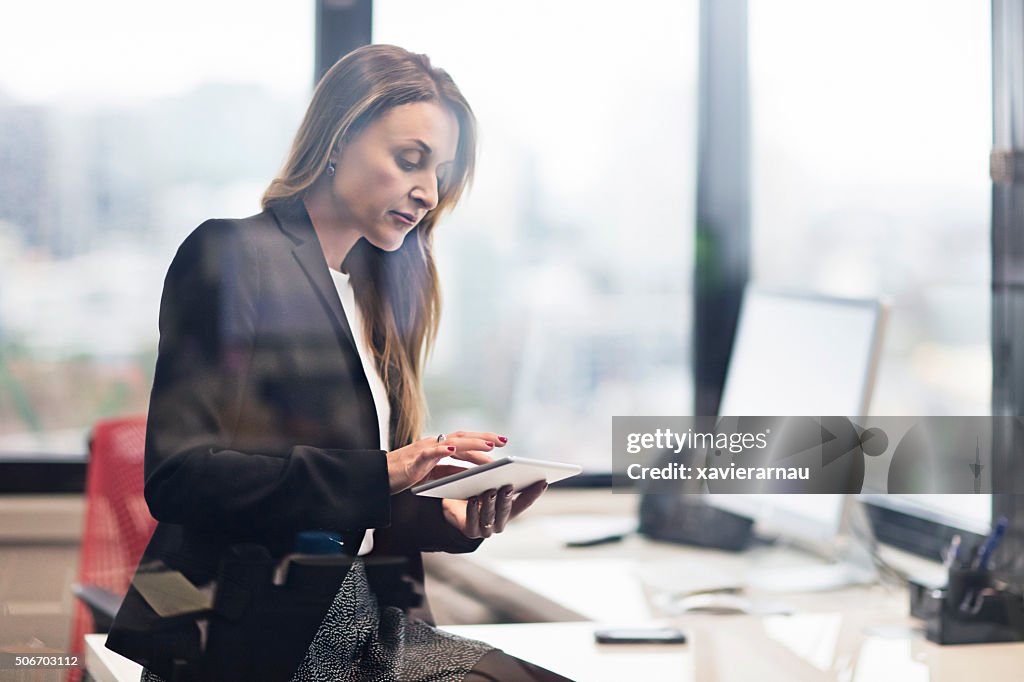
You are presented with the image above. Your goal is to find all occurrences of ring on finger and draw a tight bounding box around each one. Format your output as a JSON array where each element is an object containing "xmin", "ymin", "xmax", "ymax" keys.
[
  {"xmin": 482, "ymin": 522, "xmax": 494, "ymax": 529},
  {"xmin": 436, "ymin": 433, "xmax": 446, "ymax": 443}
]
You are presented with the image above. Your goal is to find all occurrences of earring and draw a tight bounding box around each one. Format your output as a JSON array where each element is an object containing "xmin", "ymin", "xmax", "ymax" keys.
[{"xmin": 326, "ymin": 161, "xmax": 336, "ymax": 177}]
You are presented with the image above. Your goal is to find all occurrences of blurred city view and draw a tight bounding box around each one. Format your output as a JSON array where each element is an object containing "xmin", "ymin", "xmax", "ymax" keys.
[
  {"xmin": 0, "ymin": 83, "xmax": 306, "ymax": 452},
  {"xmin": 0, "ymin": 1, "xmax": 992, "ymax": 473},
  {"xmin": 747, "ymin": 0, "xmax": 992, "ymax": 420}
]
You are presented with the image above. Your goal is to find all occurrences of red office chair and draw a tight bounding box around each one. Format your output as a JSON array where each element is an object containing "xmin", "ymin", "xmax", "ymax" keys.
[{"xmin": 68, "ymin": 416, "xmax": 155, "ymax": 680}]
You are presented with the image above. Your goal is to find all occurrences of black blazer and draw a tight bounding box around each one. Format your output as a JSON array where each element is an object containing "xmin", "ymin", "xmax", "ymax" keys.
[{"xmin": 106, "ymin": 197, "xmax": 480, "ymax": 678}]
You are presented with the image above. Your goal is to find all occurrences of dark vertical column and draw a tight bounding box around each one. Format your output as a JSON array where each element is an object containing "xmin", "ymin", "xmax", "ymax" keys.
[
  {"xmin": 315, "ymin": 0, "xmax": 373, "ymax": 84},
  {"xmin": 991, "ymin": 0, "xmax": 1024, "ymax": 575},
  {"xmin": 694, "ymin": 0, "xmax": 751, "ymax": 416}
]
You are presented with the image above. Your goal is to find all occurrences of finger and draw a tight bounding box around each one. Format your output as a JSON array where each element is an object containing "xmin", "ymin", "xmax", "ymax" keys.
[
  {"xmin": 444, "ymin": 448, "xmax": 494, "ymax": 466},
  {"xmin": 445, "ymin": 432, "xmax": 509, "ymax": 448},
  {"xmin": 415, "ymin": 444, "xmax": 456, "ymax": 472},
  {"xmin": 465, "ymin": 494, "xmax": 481, "ymax": 538},
  {"xmin": 443, "ymin": 437, "xmax": 497, "ymax": 454},
  {"xmin": 510, "ymin": 480, "xmax": 548, "ymax": 518},
  {"xmin": 405, "ymin": 444, "xmax": 456, "ymax": 485},
  {"xmin": 494, "ymin": 485, "xmax": 514, "ymax": 532},
  {"xmin": 479, "ymin": 489, "xmax": 497, "ymax": 538},
  {"xmin": 427, "ymin": 443, "xmax": 457, "ymax": 460}
]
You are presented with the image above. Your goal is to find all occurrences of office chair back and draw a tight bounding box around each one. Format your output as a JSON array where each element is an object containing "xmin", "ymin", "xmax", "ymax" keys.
[{"xmin": 68, "ymin": 416, "xmax": 155, "ymax": 677}]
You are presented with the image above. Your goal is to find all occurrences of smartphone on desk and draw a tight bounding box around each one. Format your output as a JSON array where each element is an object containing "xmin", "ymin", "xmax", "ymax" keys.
[{"xmin": 594, "ymin": 627, "xmax": 686, "ymax": 644}]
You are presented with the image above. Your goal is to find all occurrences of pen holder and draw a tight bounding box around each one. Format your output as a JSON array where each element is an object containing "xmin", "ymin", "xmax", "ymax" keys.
[{"xmin": 912, "ymin": 568, "xmax": 1024, "ymax": 645}]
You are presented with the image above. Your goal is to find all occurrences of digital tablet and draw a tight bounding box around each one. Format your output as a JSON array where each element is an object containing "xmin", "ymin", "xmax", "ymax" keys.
[{"xmin": 411, "ymin": 456, "xmax": 583, "ymax": 499}]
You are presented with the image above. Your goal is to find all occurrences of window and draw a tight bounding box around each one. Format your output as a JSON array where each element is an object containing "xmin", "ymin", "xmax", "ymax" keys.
[
  {"xmin": 375, "ymin": 1, "xmax": 700, "ymax": 472},
  {"xmin": 0, "ymin": 1, "xmax": 314, "ymax": 456},
  {"xmin": 749, "ymin": 0, "xmax": 991, "ymax": 416},
  {"xmin": 747, "ymin": 1, "xmax": 993, "ymax": 538}
]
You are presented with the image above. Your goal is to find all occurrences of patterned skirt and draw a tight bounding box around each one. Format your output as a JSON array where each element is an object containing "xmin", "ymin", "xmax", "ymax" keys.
[{"xmin": 141, "ymin": 558, "xmax": 494, "ymax": 682}]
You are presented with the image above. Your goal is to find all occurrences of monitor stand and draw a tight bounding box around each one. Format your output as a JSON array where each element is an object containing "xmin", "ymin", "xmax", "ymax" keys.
[{"xmin": 745, "ymin": 497, "xmax": 879, "ymax": 593}]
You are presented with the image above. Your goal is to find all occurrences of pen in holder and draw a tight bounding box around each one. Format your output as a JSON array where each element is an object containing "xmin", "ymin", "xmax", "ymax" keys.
[
  {"xmin": 927, "ymin": 566, "xmax": 1024, "ymax": 645},
  {"xmin": 909, "ymin": 554, "xmax": 1024, "ymax": 645}
]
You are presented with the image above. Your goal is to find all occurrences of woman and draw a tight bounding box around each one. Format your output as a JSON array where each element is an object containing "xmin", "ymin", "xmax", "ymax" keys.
[{"xmin": 106, "ymin": 45, "xmax": 570, "ymax": 681}]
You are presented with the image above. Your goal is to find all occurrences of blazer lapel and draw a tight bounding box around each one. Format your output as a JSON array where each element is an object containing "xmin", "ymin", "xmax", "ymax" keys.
[
  {"xmin": 267, "ymin": 196, "xmax": 383, "ymax": 456},
  {"xmin": 268, "ymin": 198, "xmax": 359, "ymax": 355}
]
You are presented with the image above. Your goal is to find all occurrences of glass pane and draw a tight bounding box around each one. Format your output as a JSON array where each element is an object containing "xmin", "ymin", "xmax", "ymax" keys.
[
  {"xmin": 749, "ymin": 0, "xmax": 991, "ymax": 416},
  {"xmin": 376, "ymin": 1, "xmax": 699, "ymax": 472},
  {"xmin": 0, "ymin": 1, "xmax": 314, "ymax": 456}
]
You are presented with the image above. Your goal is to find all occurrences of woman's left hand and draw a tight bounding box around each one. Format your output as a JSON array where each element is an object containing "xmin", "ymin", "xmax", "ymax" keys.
[{"xmin": 441, "ymin": 481, "xmax": 548, "ymax": 539}]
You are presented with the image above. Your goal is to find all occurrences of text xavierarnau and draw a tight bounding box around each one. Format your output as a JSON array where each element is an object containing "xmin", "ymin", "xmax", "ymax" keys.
[{"xmin": 626, "ymin": 462, "xmax": 809, "ymax": 481}]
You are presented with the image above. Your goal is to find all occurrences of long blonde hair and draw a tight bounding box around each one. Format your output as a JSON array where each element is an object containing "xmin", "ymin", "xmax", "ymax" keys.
[{"xmin": 263, "ymin": 45, "xmax": 477, "ymax": 448}]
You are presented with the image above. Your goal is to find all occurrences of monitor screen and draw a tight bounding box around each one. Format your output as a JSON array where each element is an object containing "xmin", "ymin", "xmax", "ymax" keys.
[
  {"xmin": 708, "ymin": 288, "xmax": 886, "ymax": 547},
  {"xmin": 718, "ymin": 289, "xmax": 884, "ymax": 419},
  {"xmin": 861, "ymin": 493, "xmax": 991, "ymax": 560},
  {"xmin": 707, "ymin": 288, "xmax": 991, "ymax": 558}
]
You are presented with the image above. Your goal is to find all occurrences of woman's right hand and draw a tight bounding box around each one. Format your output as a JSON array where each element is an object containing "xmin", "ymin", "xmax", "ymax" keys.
[{"xmin": 386, "ymin": 431, "xmax": 505, "ymax": 494}]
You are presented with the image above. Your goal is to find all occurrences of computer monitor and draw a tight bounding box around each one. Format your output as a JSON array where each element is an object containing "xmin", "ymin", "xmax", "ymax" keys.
[
  {"xmin": 706, "ymin": 288, "xmax": 888, "ymax": 573},
  {"xmin": 717, "ymin": 288, "xmax": 886, "ymax": 420},
  {"xmin": 864, "ymin": 495, "xmax": 990, "ymax": 535},
  {"xmin": 706, "ymin": 288, "xmax": 991, "ymax": 566},
  {"xmin": 861, "ymin": 493, "xmax": 991, "ymax": 560}
]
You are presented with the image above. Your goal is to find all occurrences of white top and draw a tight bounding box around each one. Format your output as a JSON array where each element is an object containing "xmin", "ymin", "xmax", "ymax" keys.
[{"xmin": 329, "ymin": 267, "xmax": 391, "ymax": 556}]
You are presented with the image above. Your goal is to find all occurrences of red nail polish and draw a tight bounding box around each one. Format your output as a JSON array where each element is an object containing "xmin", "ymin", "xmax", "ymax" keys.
[
  {"xmin": 498, "ymin": 436, "xmax": 508, "ymax": 443},
  {"xmin": 447, "ymin": 446, "xmax": 455, "ymax": 452},
  {"xmin": 485, "ymin": 441, "xmax": 494, "ymax": 447}
]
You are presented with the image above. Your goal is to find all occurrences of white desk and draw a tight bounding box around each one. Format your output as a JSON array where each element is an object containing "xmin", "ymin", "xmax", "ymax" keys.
[
  {"xmin": 84, "ymin": 491, "xmax": 1024, "ymax": 682},
  {"xmin": 85, "ymin": 633, "xmax": 142, "ymax": 682},
  {"xmin": 445, "ymin": 617, "xmax": 1024, "ymax": 682},
  {"xmin": 86, "ymin": 627, "xmax": 687, "ymax": 682},
  {"xmin": 88, "ymin": 615, "xmax": 1024, "ymax": 682},
  {"xmin": 427, "ymin": 491, "xmax": 1024, "ymax": 681}
]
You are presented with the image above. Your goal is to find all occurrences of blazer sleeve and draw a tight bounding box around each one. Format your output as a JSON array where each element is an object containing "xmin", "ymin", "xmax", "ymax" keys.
[
  {"xmin": 142, "ymin": 220, "xmax": 391, "ymax": 539},
  {"xmin": 374, "ymin": 491, "xmax": 485, "ymax": 557},
  {"xmin": 378, "ymin": 492, "xmax": 483, "ymax": 555}
]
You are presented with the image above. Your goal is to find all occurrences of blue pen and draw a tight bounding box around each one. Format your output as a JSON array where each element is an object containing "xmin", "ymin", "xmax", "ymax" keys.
[{"xmin": 973, "ymin": 516, "xmax": 1009, "ymax": 570}]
